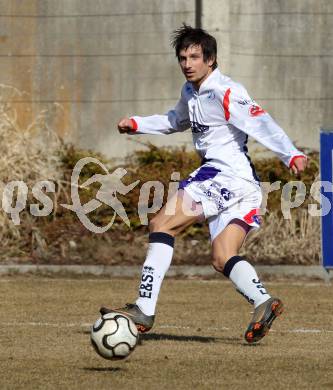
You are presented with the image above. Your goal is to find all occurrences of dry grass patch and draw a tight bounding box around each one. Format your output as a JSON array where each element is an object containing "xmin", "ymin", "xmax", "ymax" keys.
[
  {"xmin": 0, "ymin": 277, "xmax": 332, "ymax": 389},
  {"xmin": 0, "ymin": 92, "xmax": 319, "ymax": 265},
  {"xmin": 0, "ymin": 85, "xmax": 66, "ymax": 259},
  {"xmin": 244, "ymin": 211, "xmax": 321, "ymax": 265}
]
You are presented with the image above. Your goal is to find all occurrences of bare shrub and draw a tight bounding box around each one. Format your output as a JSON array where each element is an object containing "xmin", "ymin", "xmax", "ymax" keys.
[
  {"xmin": 0, "ymin": 85, "xmax": 66, "ymax": 258},
  {"xmin": 243, "ymin": 210, "xmax": 320, "ymax": 264}
]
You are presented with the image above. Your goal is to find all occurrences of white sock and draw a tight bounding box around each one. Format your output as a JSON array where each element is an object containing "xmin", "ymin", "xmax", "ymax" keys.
[
  {"xmin": 224, "ymin": 257, "xmax": 271, "ymax": 308},
  {"xmin": 135, "ymin": 232, "xmax": 174, "ymax": 316}
]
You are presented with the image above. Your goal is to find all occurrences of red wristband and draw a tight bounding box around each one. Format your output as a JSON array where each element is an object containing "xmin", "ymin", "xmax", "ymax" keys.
[
  {"xmin": 289, "ymin": 155, "xmax": 306, "ymax": 168},
  {"xmin": 130, "ymin": 118, "xmax": 138, "ymax": 132}
]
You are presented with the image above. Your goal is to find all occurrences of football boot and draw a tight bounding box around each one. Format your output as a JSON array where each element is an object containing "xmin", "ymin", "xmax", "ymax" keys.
[
  {"xmin": 245, "ymin": 297, "xmax": 284, "ymax": 343},
  {"xmin": 100, "ymin": 303, "xmax": 155, "ymax": 333}
]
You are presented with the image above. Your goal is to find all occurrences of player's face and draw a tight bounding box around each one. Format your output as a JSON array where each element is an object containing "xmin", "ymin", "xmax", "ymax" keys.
[{"xmin": 179, "ymin": 45, "xmax": 214, "ymax": 89}]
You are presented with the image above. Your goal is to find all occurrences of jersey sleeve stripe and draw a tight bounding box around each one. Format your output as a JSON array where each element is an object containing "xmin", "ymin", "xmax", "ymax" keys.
[{"xmin": 222, "ymin": 88, "xmax": 231, "ymax": 121}]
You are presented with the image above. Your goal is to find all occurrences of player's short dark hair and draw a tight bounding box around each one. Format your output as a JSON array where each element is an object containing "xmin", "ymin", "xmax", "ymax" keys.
[{"xmin": 171, "ymin": 24, "xmax": 218, "ymax": 69}]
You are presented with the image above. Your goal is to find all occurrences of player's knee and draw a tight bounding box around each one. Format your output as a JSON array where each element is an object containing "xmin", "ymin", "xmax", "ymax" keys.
[
  {"xmin": 149, "ymin": 216, "xmax": 160, "ymax": 233},
  {"xmin": 149, "ymin": 216, "xmax": 173, "ymax": 236},
  {"xmin": 149, "ymin": 211, "xmax": 194, "ymax": 236},
  {"xmin": 212, "ymin": 254, "xmax": 227, "ymax": 273},
  {"xmin": 211, "ymin": 251, "xmax": 237, "ymax": 273}
]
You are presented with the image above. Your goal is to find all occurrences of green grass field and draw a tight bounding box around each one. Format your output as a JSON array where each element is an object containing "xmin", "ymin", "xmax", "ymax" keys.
[{"xmin": 0, "ymin": 276, "xmax": 332, "ymax": 389}]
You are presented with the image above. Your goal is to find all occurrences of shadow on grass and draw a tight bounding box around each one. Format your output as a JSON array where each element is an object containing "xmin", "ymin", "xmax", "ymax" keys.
[
  {"xmin": 82, "ymin": 367, "xmax": 123, "ymax": 372},
  {"xmin": 140, "ymin": 332, "xmax": 217, "ymax": 343},
  {"xmin": 82, "ymin": 329, "xmax": 240, "ymax": 344},
  {"xmin": 81, "ymin": 329, "xmax": 217, "ymax": 343},
  {"xmin": 241, "ymin": 341, "xmax": 265, "ymax": 348},
  {"xmin": 81, "ymin": 330, "xmax": 93, "ymax": 335}
]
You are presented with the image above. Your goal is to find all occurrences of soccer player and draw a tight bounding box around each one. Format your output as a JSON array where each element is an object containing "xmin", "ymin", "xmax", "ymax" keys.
[{"xmin": 100, "ymin": 25, "xmax": 307, "ymax": 343}]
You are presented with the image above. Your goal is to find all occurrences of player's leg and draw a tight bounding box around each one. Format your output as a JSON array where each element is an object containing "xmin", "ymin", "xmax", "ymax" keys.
[
  {"xmin": 211, "ymin": 220, "xmax": 283, "ymax": 343},
  {"xmin": 134, "ymin": 190, "xmax": 202, "ymax": 321},
  {"xmin": 100, "ymin": 190, "xmax": 203, "ymax": 332},
  {"xmin": 212, "ymin": 221, "xmax": 271, "ymax": 306}
]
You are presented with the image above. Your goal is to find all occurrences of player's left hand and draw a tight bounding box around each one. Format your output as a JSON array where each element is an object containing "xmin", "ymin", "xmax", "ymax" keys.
[{"xmin": 290, "ymin": 156, "xmax": 308, "ymax": 176}]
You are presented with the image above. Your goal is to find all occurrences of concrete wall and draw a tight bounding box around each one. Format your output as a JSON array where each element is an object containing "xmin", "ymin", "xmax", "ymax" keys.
[
  {"xmin": 2, "ymin": 0, "xmax": 332, "ymax": 160},
  {"xmin": 203, "ymin": 0, "xmax": 333, "ymax": 151},
  {"xmin": 1, "ymin": 0, "xmax": 194, "ymax": 160}
]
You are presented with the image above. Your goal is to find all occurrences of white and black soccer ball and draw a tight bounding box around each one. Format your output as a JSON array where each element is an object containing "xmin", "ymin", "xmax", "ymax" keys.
[{"xmin": 91, "ymin": 313, "xmax": 138, "ymax": 360}]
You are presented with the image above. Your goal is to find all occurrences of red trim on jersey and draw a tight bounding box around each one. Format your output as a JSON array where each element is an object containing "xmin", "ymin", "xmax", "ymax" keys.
[
  {"xmin": 243, "ymin": 208, "xmax": 260, "ymax": 224},
  {"xmin": 223, "ymin": 88, "xmax": 231, "ymax": 121},
  {"xmin": 130, "ymin": 118, "xmax": 138, "ymax": 131},
  {"xmin": 249, "ymin": 104, "xmax": 265, "ymax": 117},
  {"xmin": 289, "ymin": 155, "xmax": 306, "ymax": 168}
]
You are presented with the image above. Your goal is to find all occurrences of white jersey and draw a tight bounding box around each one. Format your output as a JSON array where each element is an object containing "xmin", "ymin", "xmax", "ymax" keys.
[{"xmin": 129, "ymin": 68, "xmax": 305, "ymax": 184}]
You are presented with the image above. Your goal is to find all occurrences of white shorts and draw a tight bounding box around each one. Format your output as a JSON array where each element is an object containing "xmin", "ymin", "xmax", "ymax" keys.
[{"xmin": 179, "ymin": 165, "xmax": 262, "ymax": 241}]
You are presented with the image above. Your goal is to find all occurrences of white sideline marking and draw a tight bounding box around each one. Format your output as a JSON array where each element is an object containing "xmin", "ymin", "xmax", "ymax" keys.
[
  {"xmin": 288, "ymin": 328, "xmax": 329, "ymax": 334},
  {"xmin": 0, "ymin": 322, "xmax": 92, "ymax": 328},
  {"xmin": 0, "ymin": 279, "xmax": 329, "ymax": 287},
  {"xmin": 158, "ymin": 325, "xmax": 333, "ymax": 334},
  {"xmin": 1, "ymin": 322, "xmax": 333, "ymax": 334}
]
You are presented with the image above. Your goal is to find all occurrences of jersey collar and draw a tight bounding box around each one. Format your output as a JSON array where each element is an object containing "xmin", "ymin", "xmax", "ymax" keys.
[{"xmin": 197, "ymin": 68, "xmax": 220, "ymax": 94}]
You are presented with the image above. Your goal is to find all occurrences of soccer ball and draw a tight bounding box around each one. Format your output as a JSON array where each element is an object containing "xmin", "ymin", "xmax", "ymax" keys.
[{"xmin": 91, "ymin": 312, "xmax": 138, "ymax": 360}]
